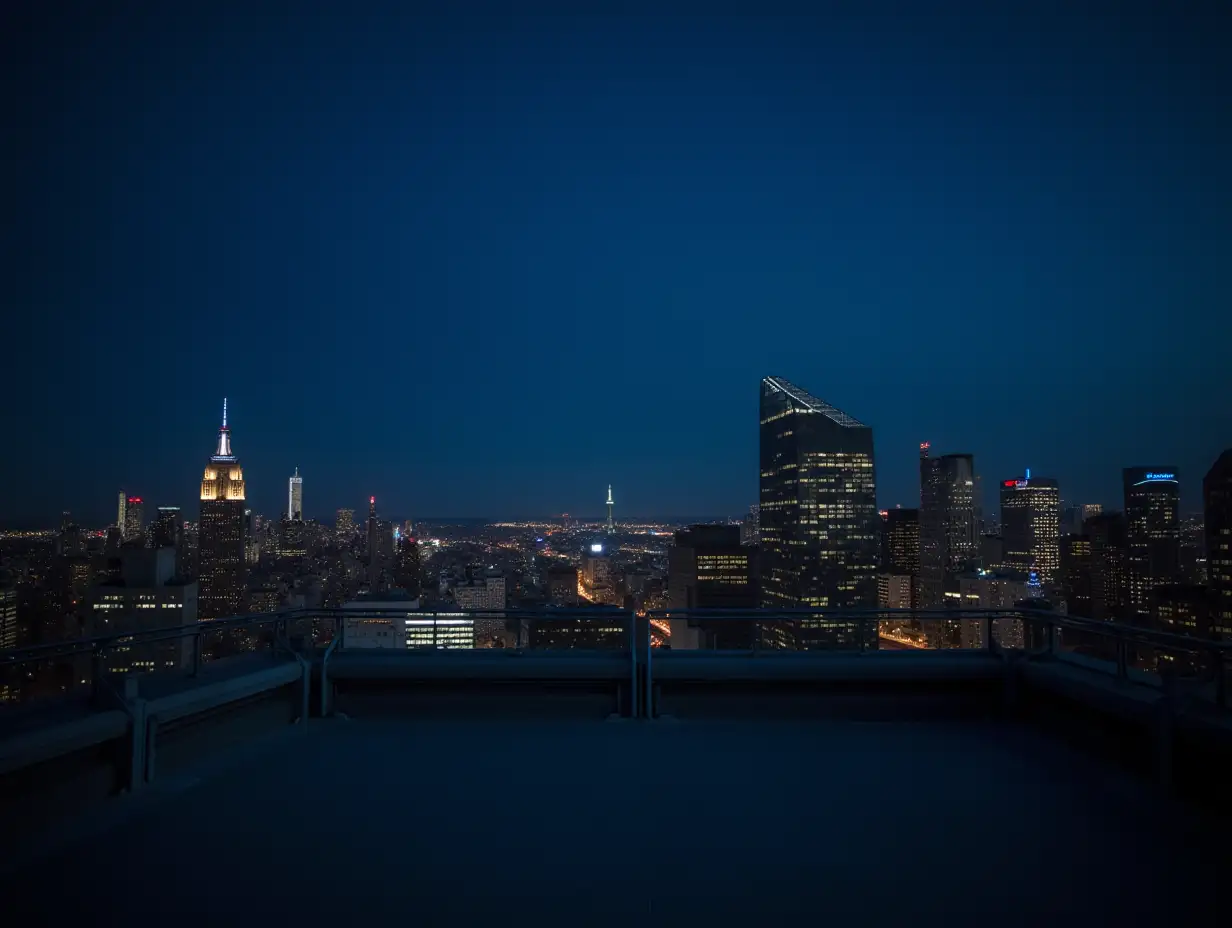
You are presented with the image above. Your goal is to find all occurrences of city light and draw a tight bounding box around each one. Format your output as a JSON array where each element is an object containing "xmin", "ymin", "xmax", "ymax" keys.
[{"xmin": 590, "ymin": 543, "xmax": 603, "ymax": 553}]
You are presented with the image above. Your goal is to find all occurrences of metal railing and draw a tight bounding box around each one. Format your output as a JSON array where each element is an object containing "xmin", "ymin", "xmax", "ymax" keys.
[{"xmin": 1, "ymin": 605, "xmax": 1228, "ymax": 711}]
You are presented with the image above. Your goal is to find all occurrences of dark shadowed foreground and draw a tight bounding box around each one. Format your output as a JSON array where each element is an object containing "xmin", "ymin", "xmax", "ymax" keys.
[{"xmin": 2, "ymin": 718, "xmax": 1220, "ymax": 925}]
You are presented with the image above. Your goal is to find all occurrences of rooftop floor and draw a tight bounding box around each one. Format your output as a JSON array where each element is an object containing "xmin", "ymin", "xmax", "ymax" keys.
[{"xmin": 2, "ymin": 716, "xmax": 1221, "ymax": 924}]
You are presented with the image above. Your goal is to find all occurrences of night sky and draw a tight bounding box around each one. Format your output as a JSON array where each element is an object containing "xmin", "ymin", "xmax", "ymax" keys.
[{"xmin": 4, "ymin": 2, "xmax": 1230, "ymax": 526}]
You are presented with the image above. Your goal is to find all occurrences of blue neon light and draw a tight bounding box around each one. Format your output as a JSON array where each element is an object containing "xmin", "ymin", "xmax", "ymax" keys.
[{"xmin": 1144, "ymin": 472, "xmax": 1175, "ymax": 481}]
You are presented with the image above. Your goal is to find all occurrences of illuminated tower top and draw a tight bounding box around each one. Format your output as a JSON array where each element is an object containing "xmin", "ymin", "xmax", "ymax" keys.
[
  {"xmin": 201, "ymin": 400, "xmax": 245, "ymax": 502},
  {"xmin": 288, "ymin": 467, "xmax": 303, "ymax": 520},
  {"xmin": 606, "ymin": 484, "xmax": 614, "ymax": 534}
]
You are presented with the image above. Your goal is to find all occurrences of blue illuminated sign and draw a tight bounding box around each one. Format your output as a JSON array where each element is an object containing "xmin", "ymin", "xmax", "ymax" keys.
[{"xmin": 1144, "ymin": 472, "xmax": 1175, "ymax": 481}]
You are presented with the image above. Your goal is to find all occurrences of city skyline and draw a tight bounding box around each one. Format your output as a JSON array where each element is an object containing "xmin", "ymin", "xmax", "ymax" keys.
[
  {"xmin": 0, "ymin": 389, "xmax": 1221, "ymax": 529},
  {"xmin": 4, "ymin": 5, "xmax": 1230, "ymax": 524}
]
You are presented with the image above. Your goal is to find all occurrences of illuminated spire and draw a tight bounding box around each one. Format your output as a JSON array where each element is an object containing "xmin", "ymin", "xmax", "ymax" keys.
[
  {"xmin": 606, "ymin": 484, "xmax": 614, "ymax": 534},
  {"xmin": 212, "ymin": 399, "xmax": 235, "ymax": 461}
]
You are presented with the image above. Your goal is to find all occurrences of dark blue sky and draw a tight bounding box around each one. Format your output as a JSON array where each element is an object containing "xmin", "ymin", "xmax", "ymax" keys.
[{"xmin": 4, "ymin": 2, "xmax": 1230, "ymax": 525}]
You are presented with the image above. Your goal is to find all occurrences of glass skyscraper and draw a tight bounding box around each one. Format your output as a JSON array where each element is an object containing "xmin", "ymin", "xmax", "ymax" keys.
[
  {"xmin": 999, "ymin": 475, "xmax": 1061, "ymax": 585},
  {"xmin": 1123, "ymin": 467, "xmax": 1180, "ymax": 616},
  {"xmin": 759, "ymin": 376, "xmax": 877, "ymax": 646}
]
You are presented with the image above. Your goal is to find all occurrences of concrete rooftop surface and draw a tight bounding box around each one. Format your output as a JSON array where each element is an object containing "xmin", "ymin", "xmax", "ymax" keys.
[{"xmin": 2, "ymin": 715, "xmax": 1222, "ymax": 925}]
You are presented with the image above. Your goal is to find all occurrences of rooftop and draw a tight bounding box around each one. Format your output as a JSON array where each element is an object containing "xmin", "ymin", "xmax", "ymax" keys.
[
  {"xmin": 762, "ymin": 376, "xmax": 867, "ymax": 428},
  {"xmin": 1, "ymin": 606, "xmax": 1228, "ymax": 922}
]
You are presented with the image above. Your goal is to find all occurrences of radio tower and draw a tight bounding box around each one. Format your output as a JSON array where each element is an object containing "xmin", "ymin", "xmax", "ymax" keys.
[{"xmin": 606, "ymin": 485, "xmax": 614, "ymax": 534}]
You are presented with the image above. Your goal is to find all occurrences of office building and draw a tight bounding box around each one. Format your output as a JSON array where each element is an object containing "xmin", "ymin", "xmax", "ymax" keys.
[
  {"xmin": 741, "ymin": 504, "xmax": 760, "ymax": 546},
  {"xmin": 0, "ymin": 584, "xmax": 16, "ymax": 650},
  {"xmin": 394, "ymin": 535, "xmax": 422, "ymax": 598},
  {"xmin": 366, "ymin": 497, "xmax": 379, "ymax": 589},
  {"xmin": 123, "ymin": 497, "xmax": 145, "ymax": 543},
  {"xmin": 759, "ymin": 376, "xmax": 878, "ymax": 643},
  {"xmin": 546, "ymin": 565, "xmax": 580, "ymax": 606},
  {"xmin": 1085, "ymin": 511, "xmax": 1129, "ymax": 621},
  {"xmin": 86, "ymin": 547, "xmax": 198, "ymax": 674},
  {"xmin": 877, "ymin": 573, "xmax": 914, "ymax": 610},
  {"xmin": 527, "ymin": 607, "xmax": 627, "ymax": 649},
  {"xmin": 1060, "ymin": 534, "xmax": 1093, "ymax": 618},
  {"xmin": 198, "ymin": 400, "xmax": 247, "ymax": 620},
  {"xmin": 668, "ymin": 525, "xmax": 757, "ymax": 648},
  {"xmin": 919, "ymin": 447, "xmax": 979, "ymax": 608},
  {"xmin": 999, "ymin": 474, "xmax": 1060, "ymax": 585},
  {"xmin": 980, "ymin": 534, "xmax": 1004, "ymax": 571},
  {"xmin": 288, "ymin": 467, "xmax": 303, "ymax": 520},
  {"xmin": 1151, "ymin": 585, "xmax": 1212, "ymax": 675},
  {"xmin": 581, "ymin": 543, "xmax": 616, "ymax": 604},
  {"xmin": 1123, "ymin": 468, "xmax": 1181, "ymax": 615},
  {"xmin": 1204, "ymin": 449, "xmax": 1232, "ymax": 639},
  {"xmin": 956, "ymin": 571, "xmax": 1032, "ymax": 649},
  {"xmin": 152, "ymin": 506, "xmax": 185, "ymax": 577},
  {"xmin": 336, "ymin": 508, "xmax": 355, "ymax": 542},
  {"xmin": 455, "ymin": 571, "xmax": 507, "ymax": 646},
  {"xmin": 881, "ymin": 507, "xmax": 920, "ymax": 575}
]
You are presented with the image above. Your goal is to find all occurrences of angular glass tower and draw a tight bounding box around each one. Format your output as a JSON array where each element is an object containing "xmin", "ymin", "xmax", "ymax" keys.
[{"xmin": 759, "ymin": 377, "xmax": 877, "ymax": 645}]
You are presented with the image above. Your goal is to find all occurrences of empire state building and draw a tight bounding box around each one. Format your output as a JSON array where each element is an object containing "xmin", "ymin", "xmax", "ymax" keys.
[{"xmin": 198, "ymin": 400, "xmax": 247, "ymax": 620}]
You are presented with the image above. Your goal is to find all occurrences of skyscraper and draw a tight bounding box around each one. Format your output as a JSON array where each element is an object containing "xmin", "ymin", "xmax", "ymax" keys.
[
  {"xmin": 1086, "ymin": 511, "xmax": 1129, "ymax": 621},
  {"xmin": 999, "ymin": 474, "xmax": 1061, "ymax": 585},
  {"xmin": 606, "ymin": 485, "xmax": 614, "ymax": 534},
  {"xmin": 759, "ymin": 376, "xmax": 878, "ymax": 639},
  {"xmin": 198, "ymin": 400, "xmax": 247, "ymax": 620},
  {"xmin": 1204, "ymin": 449, "xmax": 1232, "ymax": 639},
  {"xmin": 336, "ymin": 508, "xmax": 355, "ymax": 542},
  {"xmin": 116, "ymin": 492, "xmax": 127, "ymax": 539},
  {"xmin": 880, "ymin": 507, "xmax": 920, "ymax": 608},
  {"xmin": 919, "ymin": 449, "xmax": 978, "ymax": 607},
  {"xmin": 152, "ymin": 506, "xmax": 185, "ymax": 577},
  {"xmin": 288, "ymin": 467, "xmax": 303, "ymax": 520},
  {"xmin": 668, "ymin": 524, "xmax": 758, "ymax": 648},
  {"xmin": 123, "ymin": 497, "xmax": 145, "ymax": 542},
  {"xmin": 741, "ymin": 504, "xmax": 760, "ymax": 546},
  {"xmin": 366, "ymin": 496, "xmax": 379, "ymax": 590},
  {"xmin": 1123, "ymin": 467, "xmax": 1181, "ymax": 616}
]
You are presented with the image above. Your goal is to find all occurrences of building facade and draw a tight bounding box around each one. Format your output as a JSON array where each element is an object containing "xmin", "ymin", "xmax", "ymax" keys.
[
  {"xmin": 1085, "ymin": 511, "xmax": 1129, "ymax": 621},
  {"xmin": 759, "ymin": 376, "xmax": 877, "ymax": 614},
  {"xmin": 999, "ymin": 475, "xmax": 1061, "ymax": 585},
  {"xmin": 1204, "ymin": 449, "xmax": 1232, "ymax": 639},
  {"xmin": 288, "ymin": 467, "xmax": 303, "ymax": 520},
  {"xmin": 1123, "ymin": 468, "xmax": 1181, "ymax": 616},
  {"xmin": 198, "ymin": 402, "xmax": 247, "ymax": 620},
  {"xmin": 919, "ymin": 449, "xmax": 979, "ymax": 608},
  {"xmin": 123, "ymin": 497, "xmax": 145, "ymax": 543}
]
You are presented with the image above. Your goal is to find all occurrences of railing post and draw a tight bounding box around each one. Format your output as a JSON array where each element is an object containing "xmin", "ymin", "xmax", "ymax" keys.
[{"xmin": 984, "ymin": 615, "xmax": 994, "ymax": 653}]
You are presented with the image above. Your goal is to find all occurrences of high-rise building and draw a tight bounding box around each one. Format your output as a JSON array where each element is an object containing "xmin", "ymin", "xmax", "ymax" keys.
[
  {"xmin": 1060, "ymin": 534, "xmax": 1093, "ymax": 618},
  {"xmin": 878, "ymin": 506, "xmax": 919, "ymax": 609},
  {"xmin": 759, "ymin": 377, "xmax": 878, "ymax": 633},
  {"xmin": 1083, "ymin": 504, "xmax": 1103, "ymax": 522},
  {"xmin": 394, "ymin": 534, "xmax": 422, "ymax": 598},
  {"xmin": 152, "ymin": 506, "xmax": 185, "ymax": 577},
  {"xmin": 124, "ymin": 497, "xmax": 145, "ymax": 543},
  {"xmin": 580, "ymin": 543, "xmax": 615, "ymax": 604},
  {"xmin": 546, "ymin": 565, "xmax": 580, "ymax": 605},
  {"xmin": 288, "ymin": 467, "xmax": 303, "ymax": 520},
  {"xmin": 999, "ymin": 474, "xmax": 1061, "ymax": 585},
  {"xmin": 198, "ymin": 400, "xmax": 247, "ymax": 620},
  {"xmin": 667, "ymin": 525, "xmax": 758, "ymax": 649},
  {"xmin": 740, "ymin": 504, "xmax": 760, "ymax": 546},
  {"xmin": 336, "ymin": 508, "xmax": 355, "ymax": 542},
  {"xmin": 1204, "ymin": 449, "xmax": 1232, "ymax": 639},
  {"xmin": 86, "ymin": 548, "xmax": 198, "ymax": 673},
  {"xmin": 117, "ymin": 492, "xmax": 128, "ymax": 539},
  {"xmin": 881, "ymin": 507, "xmax": 920, "ymax": 574},
  {"xmin": 1123, "ymin": 467, "xmax": 1181, "ymax": 616},
  {"xmin": 1085, "ymin": 511, "xmax": 1129, "ymax": 621},
  {"xmin": 0, "ymin": 584, "xmax": 16, "ymax": 650},
  {"xmin": 366, "ymin": 496, "xmax": 379, "ymax": 590},
  {"xmin": 919, "ymin": 448, "xmax": 978, "ymax": 608},
  {"xmin": 606, "ymin": 485, "xmax": 614, "ymax": 534}
]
